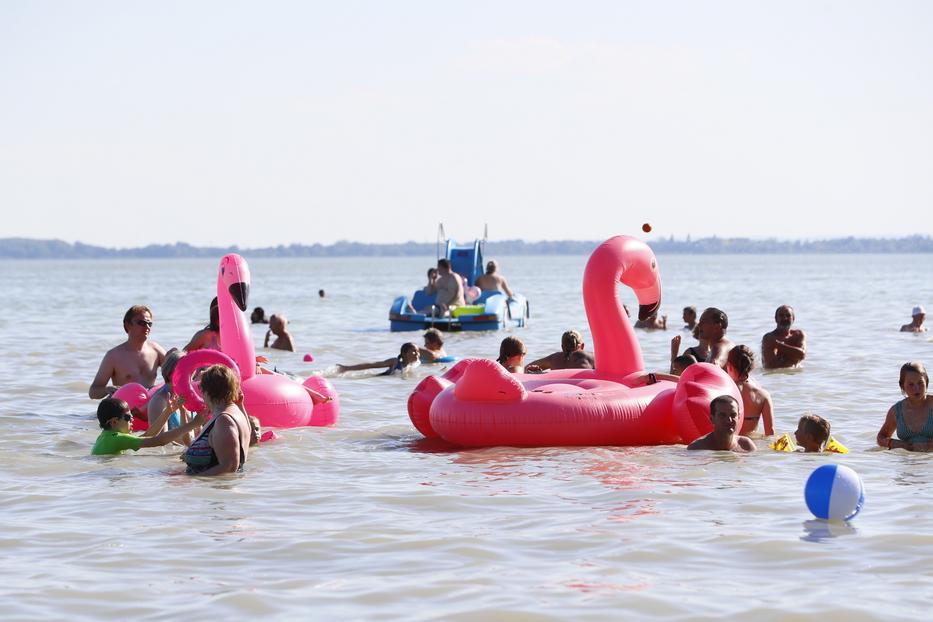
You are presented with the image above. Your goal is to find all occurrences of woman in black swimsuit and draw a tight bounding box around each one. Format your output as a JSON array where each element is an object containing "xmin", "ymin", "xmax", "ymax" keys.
[{"xmin": 183, "ymin": 365, "xmax": 252, "ymax": 476}]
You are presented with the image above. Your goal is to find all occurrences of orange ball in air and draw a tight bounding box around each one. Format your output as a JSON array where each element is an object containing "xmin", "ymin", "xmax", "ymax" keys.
[{"xmin": 642, "ymin": 223, "xmax": 652, "ymax": 233}]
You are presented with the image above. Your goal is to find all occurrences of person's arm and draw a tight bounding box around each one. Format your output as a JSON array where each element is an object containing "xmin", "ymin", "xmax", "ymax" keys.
[
  {"xmin": 144, "ymin": 394, "xmax": 186, "ymax": 437},
  {"xmin": 264, "ymin": 329, "xmax": 272, "ymax": 348},
  {"xmin": 738, "ymin": 436, "xmax": 758, "ymax": 452},
  {"xmin": 139, "ymin": 411, "xmax": 209, "ymax": 448},
  {"xmin": 89, "ymin": 352, "xmax": 117, "ymax": 399},
  {"xmin": 337, "ymin": 358, "xmax": 395, "ymax": 372},
  {"xmin": 761, "ymin": 334, "xmax": 779, "ymax": 368},
  {"xmin": 876, "ymin": 405, "xmax": 918, "ymax": 450},
  {"xmin": 525, "ymin": 355, "xmax": 552, "ymax": 372},
  {"xmin": 761, "ymin": 392, "xmax": 775, "ymax": 436},
  {"xmin": 501, "ymin": 277, "xmax": 514, "ymax": 299},
  {"xmin": 660, "ymin": 315, "xmax": 668, "ymax": 330},
  {"xmin": 670, "ymin": 335, "xmax": 681, "ymax": 363},
  {"xmin": 194, "ymin": 416, "xmax": 241, "ymax": 476},
  {"xmin": 183, "ymin": 329, "xmax": 207, "ymax": 352},
  {"xmin": 774, "ymin": 334, "xmax": 807, "ymax": 358}
]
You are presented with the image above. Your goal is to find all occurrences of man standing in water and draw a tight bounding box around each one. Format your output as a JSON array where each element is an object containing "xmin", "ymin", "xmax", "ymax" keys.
[
  {"xmin": 687, "ymin": 395, "xmax": 756, "ymax": 453},
  {"xmin": 89, "ymin": 305, "xmax": 166, "ymax": 399},
  {"xmin": 475, "ymin": 260, "xmax": 514, "ymax": 298},
  {"xmin": 900, "ymin": 306, "xmax": 928, "ymax": 333},
  {"xmin": 697, "ymin": 307, "xmax": 733, "ymax": 369},
  {"xmin": 761, "ymin": 305, "xmax": 807, "ymax": 368}
]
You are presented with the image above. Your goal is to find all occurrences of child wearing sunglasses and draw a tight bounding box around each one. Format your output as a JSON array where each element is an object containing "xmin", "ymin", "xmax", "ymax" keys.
[{"xmin": 92, "ymin": 397, "xmax": 208, "ymax": 456}]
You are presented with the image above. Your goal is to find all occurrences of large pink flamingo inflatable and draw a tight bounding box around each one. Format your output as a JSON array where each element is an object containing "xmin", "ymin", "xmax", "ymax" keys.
[
  {"xmin": 218, "ymin": 254, "xmax": 339, "ymax": 428},
  {"xmin": 407, "ymin": 235, "xmax": 741, "ymax": 447}
]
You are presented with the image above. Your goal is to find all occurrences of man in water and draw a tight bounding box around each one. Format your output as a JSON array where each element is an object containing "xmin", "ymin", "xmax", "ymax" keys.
[
  {"xmin": 431, "ymin": 258, "xmax": 465, "ymax": 316},
  {"xmin": 697, "ymin": 307, "xmax": 733, "ymax": 369},
  {"xmin": 634, "ymin": 311, "xmax": 667, "ymax": 330},
  {"xmin": 475, "ymin": 260, "xmax": 514, "ymax": 298},
  {"xmin": 264, "ymin": 314, "xmax": 296, "ymax": 352},
  {"xmin": 687, "ymin": 395, "xmax": 756, "ymax": 453},
  {"xmin": 525, "ymin": 329, "xmax": 594, "ymax": 371},
  {"xmin": 89, "ymin": 305, "xmax": 166, "ymax": 399},
  {"xmin": 761, "ymin": 305, "xmax": 807, "ymax": 368},
  {"xmin": 682, "ymin": 306, "xmax": 697, "ymax": 331},
  {"xmin": 900, "ymin": 306, "xmax": 928, "ymax": 333}
]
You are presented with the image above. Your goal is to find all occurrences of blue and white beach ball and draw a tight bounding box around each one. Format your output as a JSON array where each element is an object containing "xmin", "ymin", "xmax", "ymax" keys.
[{"xmin": 804, "ymin": 464, "xmax": 864, "ymax": 521}]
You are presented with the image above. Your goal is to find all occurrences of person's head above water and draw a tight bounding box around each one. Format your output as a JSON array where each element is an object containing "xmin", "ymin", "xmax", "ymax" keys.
[
  {"xmin": 796, "ymin": 413, "xmax": 830, "ymax": 451},
  {"xmin": 671, "ymin": 354, "xmax": 697, "ymax": 376},
  {"xmin": 161, "ymin": 348, "xmax": 184, "ymax": 388},
  {"xmin": 899, "ymin": 361, "xmax": 929, "ymax": 396},
  {"xmin": 250, "ymin": 307, "xmax": 267, "ymax": 324},
  {"xmin": 709, "ymin": 394, "xmax": 740, "ymax": 432},
  {"xmin": 726, "ymin": 345, "xmax": 755, "ymax": 382},
  {"xmin": 97, "ymin": 397, "xmax": 132, "ymax": 430},
  {"xmin": 436, "ymin": 258, "xmax": 452, "ymax": 275},
  {"xmin": 561, "ymin": 330, "xmax": 584, "ymax": 357},
  {"xmin": 398, "ymin": 342, "xmax": 420, "ymax": 366},
  {"xmin": 423, "ymin": 328, "xmax": 443, "ymax": 348},
  {"xmin": 199, "ymin": 364, "xmax": 241, "ymax": 410},
  {"xmin": 497, "ymin": 336, "xmax": 526, "ymax": 368},
  {"xmin": 123, "ymin": 305, "xmax": 153, "ymax": 336},
  {"xmin": 683, "ymin": 306, "xmax": 697, "ymax": 323},
  {"xmin": 269, "ymin": 314, "xmax": 288, "ymax": 335},
  {"xmin": 485, "ymin": 260, "xmax": 498, "ymax": 274},
  {"xmin": 774, "ymin": 305, "xmax": 794, "ymax": 329},
  {"xmin": 698, "ymin": 307, "xmax": 728, "ymax": 340}
]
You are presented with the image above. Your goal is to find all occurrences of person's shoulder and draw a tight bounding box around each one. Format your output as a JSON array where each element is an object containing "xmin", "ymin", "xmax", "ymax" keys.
[
  {"xmin": 687, "ymin": 434, "xmax": 710, "ymax": 450},
  {"xmin": 737, "ymin": 436, "xmax": 757, "ymax": 452}
]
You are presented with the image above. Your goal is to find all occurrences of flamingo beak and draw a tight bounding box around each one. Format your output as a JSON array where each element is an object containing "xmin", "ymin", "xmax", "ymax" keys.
[
  {"xmin": 638, "ymin": 299, "xmax": 661, "ymax": 321},
  {"xmin": 228, "ymin": 282, "xmax": 249, "ymax": 311}
]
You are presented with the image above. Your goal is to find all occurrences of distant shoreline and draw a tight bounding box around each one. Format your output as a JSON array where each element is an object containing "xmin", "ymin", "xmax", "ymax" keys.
[{"xmin": 2, "ymin": 236, "xmax": 932, "ymax": 259}]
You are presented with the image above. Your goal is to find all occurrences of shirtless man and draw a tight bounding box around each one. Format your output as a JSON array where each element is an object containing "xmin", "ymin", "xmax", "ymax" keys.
[
  {"xmin": 697, "ymin": 307, "xmax": 733, "ymax": 369},
  {"xmin": 682, "ymin": 306, "xmax": 697, "ymax": 331},
  {"xmin": 525, "ymin": 329, "xmax": 594, "ymax": 372},
  {"xmin": 431, "ymin": 259, "xmax": 465, "ymax": 316},
  {"xmin": 761, "ymin": 305, "xmax": 807, "ymax": 369},
  {"xmin": 475, "ymin": 260, "xmax": 514, "ymax": 298},
  {"xmin": 264, "ymin": 314, "xmax": 296, "ymax": 352},
  {"xmin": 634, "ymin": 311, "xmax": 667, "ymax": 330},
  {"xmin": 89, "ymin": 305, "xmax": 166, "ymax": 399},
  {"xmin": 687, "ymin": 395, "xmax": 756, "ymax": 453},
  {"xmin": 900, "ymin": 306, "xmax": 928, "ymax": 333}
]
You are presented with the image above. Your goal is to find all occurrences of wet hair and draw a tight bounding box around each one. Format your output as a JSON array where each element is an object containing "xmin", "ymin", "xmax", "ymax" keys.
[
  {"xmin": 671, "ymin": 354, "xmax": 697, "ymax": 374},
  {"xmin": 123, "ymin": 305, "xmax": 152, "ymax": 332},
  {"xmin": 199, "ymin": 364, "xmax": 241, "ymax": 406},
  {"xmin": 437, "ymin": 258, "xmax": 451, "ymax": 271},
  {"xmin": 423, "ymin": 328, "xmax": 444, "ymax": 347},
  {"xmin": 727, "ymin": 345, "xmax": 755, "ymax": 381},
  {"xmin": 97, "ymin": 397, "xmax": 129, "ymax": 429},
  {"xmin": 703, "ymin": 307, "xmax": 728, "ymax": 331},
  {"xmin": 209, "ymin": 297, "xmax": 219, "ymax": 331},
  {"xmin": 799, "ymin": 413, "xmax": 830, "ymax": 446},
  {"xmin": 899, "ymin": 361, "xmax": 929, "ymax": 391},
  {"xmin": 561, "ymin": 330, "xmax": 584, "ymax": 359},
  {"xmin": 497, "ymin": 337, "xmax": 526, "ymax": 365},
  {"xmin": 710, "ymin": 394, "xmax": 739, "ymax": 416},
  {"xmin": 398, "ymin": 342, "xmax": 419, "ymax": 365},
  {"xmin": 683, "ymin": 306, "xmax": 697, "ymax": 317}
]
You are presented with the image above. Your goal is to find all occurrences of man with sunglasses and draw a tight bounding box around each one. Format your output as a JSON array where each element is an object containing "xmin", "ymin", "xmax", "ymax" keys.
[{"xmin": 89, "ymin": 305, "xmax": 166, "ymax": 399}]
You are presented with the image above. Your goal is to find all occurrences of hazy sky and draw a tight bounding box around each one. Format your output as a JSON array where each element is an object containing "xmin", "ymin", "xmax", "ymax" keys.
[{"xmin": 2, "ymin": 1, "xmax": 931, "ymax": 247}]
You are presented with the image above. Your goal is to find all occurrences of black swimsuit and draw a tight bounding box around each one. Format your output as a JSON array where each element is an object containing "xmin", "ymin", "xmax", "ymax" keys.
[{"xmin": 184, "ymin": 410, "xmax": 248, "ymax": 474}]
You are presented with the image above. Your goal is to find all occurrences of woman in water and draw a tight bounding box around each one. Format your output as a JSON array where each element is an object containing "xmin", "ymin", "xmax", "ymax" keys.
[
  {"xmin": 183, "ymin": 297, "xmax": 221, "ymax": 352},
  {"xmin": 877, "ymin": 361, "xmax": 933, "ymax": 451},
  {"xmin": 497, "ymin": 336, "xmax": 527, "ymax": 373},
  {"xmin": 182, "ymin": 364, "xmax": 253, "ymax": 476},
  {"xmin": 525, "ymin": 329, "xmax": 594, "ymax": 371},
  {"xmin": 337, "ymin": 343, "xmax": 421, "ymax": 376},
  {"xmin": 726, "ymin": 345, "xmax": 774, "ymax": 437}
]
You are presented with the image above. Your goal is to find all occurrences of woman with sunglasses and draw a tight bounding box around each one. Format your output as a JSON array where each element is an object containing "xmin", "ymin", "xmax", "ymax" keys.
[{"xmin": 91, "ymin": 396, "xmax": 207, "ymax": 456}]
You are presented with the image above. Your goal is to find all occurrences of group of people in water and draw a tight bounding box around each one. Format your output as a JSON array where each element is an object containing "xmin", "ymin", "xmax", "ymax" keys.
[{"xmin": 86, "ymin": 276, "xmax": 933, "ymax": 472}]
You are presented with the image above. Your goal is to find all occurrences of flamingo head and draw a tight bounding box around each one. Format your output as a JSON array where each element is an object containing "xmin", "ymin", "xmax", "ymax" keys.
[
  {"xmin": 616, "ymin": 237, "xmax": 662, "ymax": 321},
  {"xmin": 219, "ymin": 254, "xmax": 251, "ymax": 312}
]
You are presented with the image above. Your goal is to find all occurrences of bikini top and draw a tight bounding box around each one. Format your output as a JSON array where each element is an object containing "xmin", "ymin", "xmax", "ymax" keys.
[
  {"xmin": 183, "ymin": 409, "xmax": 247, "ymax": 474},
  {"xmin": 895, "ymin": 400, "xmax": 933, "ymax": 443}
]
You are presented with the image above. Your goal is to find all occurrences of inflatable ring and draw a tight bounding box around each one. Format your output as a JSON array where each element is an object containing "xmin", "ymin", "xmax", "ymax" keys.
[{"xmin": 171, "ymin": 349, "xmax": 241, "ymax": 413}]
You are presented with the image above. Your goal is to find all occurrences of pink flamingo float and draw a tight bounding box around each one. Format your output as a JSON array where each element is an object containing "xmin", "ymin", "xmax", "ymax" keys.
[
  {"xmin": 407, "ymin": 235, "xmax": 741, "ymax": 447},
  {"xmin": 217, "ymin": 254, "xmax": 339, "ymax": 428}
]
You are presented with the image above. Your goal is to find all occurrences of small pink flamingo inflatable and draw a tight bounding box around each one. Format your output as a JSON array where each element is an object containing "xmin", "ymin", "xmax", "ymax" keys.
[
  {"xmin": 408, "ymin": 235, "xmax": 741, "ymax": 447},
  {"xmin": 217, "ymin": 254, "xmax": 339, "ymax": 428}
]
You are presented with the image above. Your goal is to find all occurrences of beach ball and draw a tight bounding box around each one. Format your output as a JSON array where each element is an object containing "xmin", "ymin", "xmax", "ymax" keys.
[
  {"xmin": 303, "ymin": 353, "xmax": 314, "ymax": 362},
  {"xmin": 804, "ymin": 464, "xmax": 864, "ymax": 521}
]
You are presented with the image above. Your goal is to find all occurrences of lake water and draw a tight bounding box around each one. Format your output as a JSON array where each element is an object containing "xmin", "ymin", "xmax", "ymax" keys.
[{"xmin": 1, "ymin": 251, "xmax": 932, "ymax": 620}]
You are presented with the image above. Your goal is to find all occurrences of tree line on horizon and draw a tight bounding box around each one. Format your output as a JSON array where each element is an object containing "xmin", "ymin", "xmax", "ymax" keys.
[{"xmin": 1, "ymin": 235, "xmax": 932, "ymax": 259}]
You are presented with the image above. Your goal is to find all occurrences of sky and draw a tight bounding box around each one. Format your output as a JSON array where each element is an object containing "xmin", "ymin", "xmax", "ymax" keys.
[{"xmin": 2, "ymin": 1, "xmax": 932, "ymax": 247}]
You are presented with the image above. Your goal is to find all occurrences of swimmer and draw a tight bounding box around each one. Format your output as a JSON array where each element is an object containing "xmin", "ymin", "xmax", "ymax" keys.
[
  {"xmin": 91, "ymin": 397, "xmax": 207, "ymax": 456},
  {"xmin": 682, "ymin": 306, "xmax": 697, "ymax": 331},
  {"xmin": 761, "ymin": 305, "xmax": 807, "ymax": 369},
  {"xmin": 337, "ymin": 343, "xmax": 421, "ymax": 376},
  {"xmin": 687, "ymin": 395, "xmax": 756, "ymax": 453},
  {"xmin": 525, "ymin": 329, "xmax": 594, "ymax": 372},
  {"xmin": 497, "ymin": 336, "xmax": 527, "ymax": 373},
  {"xmin": 419, "ymin": 328, "xmax": 447, "ymax": 363},
  {"xmin": 264, "ymin": 314, "xmax": 296, "ymax": 352},
  {"xmin": 89, "ymin": 305, "xmax": 166, "ymax": 399},
  {"xmin": 795, "ymin": 413, "xmax": 831, "ymax": 453},
  {"xmin": 475, "ymin": 260, "xmax": 514, "ymax": 298},
  {"xmin": 182, "ymin": 365, "xmax": 252, "ymax": 476},
  {"xmin": 900, "ymin": 306, "xmax": 928, "ymax": 333},
  {"xmin": 634, "ymin": 311, "xmax": 667, "ymax": 330},
  {"xmin": 250, "ymin": 306, "xmax": 269, "ymax": 324},
  {"xmin": 726, "ymin": 345, "xmax": 774, "ymax": 437},
  {"xmin": 183, "ymin": 297, "xmax": 221, "ymax": 352},
  {"xmin": 877, "ymin": 361, "xmax": 933, "ymax": 451},
  {"xmin": 670, "ymin": 353, "xmax": 697, "ymax": 376},
  {"xmin": 697, "ymin": 307, "xmax": 733, "ymax": 369},
  {"xmin": 670, "ymin": 326, "xmax": 709, "ymax": 371}
]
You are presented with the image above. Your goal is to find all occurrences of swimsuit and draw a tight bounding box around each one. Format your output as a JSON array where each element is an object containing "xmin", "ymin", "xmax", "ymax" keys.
[
  {"xmin": 183, "ymin": 409, "xmax": 248, "ymax": 474},
  {"xmin": 894, "ymin": 401, "xmax": 933, "ymax": 443}
]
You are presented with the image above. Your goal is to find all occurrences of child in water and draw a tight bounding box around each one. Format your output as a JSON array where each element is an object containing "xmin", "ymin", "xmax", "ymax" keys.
[
  {"xmin": 497, "ymin": 337, "xmax": 526, "ymax": 373},
  {"xmin": 337, "ymin": 343, "xmax": 421, "ymax": 376},
  {"xmin": 795, "ymin": 413, "xmax": 831, "ymax": 453},
  {"xmin": 92, "ymin": 397, "xmax": 207, "ymax": 456}
]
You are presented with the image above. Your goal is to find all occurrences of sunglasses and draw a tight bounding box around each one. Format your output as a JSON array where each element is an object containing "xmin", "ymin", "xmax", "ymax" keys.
[
  {"xmin": 111, "ymin": 413, "xmax": 132, "ymax": 422},
  {"xmin": 134, "ymin": 319, "xmax": 153, "ymax": 328}
]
